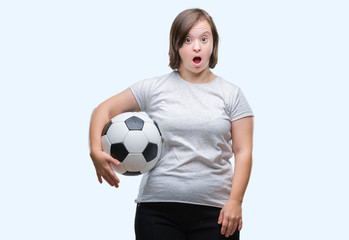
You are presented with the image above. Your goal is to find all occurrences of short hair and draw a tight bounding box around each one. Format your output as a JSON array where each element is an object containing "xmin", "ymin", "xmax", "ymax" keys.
[{"xmin": 169, "ymin": 8, "xmax": 219, "ymax": 70}]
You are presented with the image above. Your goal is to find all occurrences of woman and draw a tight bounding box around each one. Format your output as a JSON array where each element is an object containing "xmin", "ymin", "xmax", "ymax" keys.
[{"xmin": 89, "ymin": 8, "xmax": 254, "ymax": 240}]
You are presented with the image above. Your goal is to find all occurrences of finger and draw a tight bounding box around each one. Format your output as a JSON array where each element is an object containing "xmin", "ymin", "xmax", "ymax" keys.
[
  {"xmin": 219, "ymin": 211, "xmax": 226, "ymax": 234},
  {"xmin": 221, "ymin": 217, "xmax": 228, "ymax": 235},
  {"xmin": 108, "ymin": 171, "xmax": 120, "ymax": 188},
  {"xmin": 102, "ymin": 170, "xmax": 117, "ymax": 187},
  {"xmin": 102, "ymin": 175, "xmax": 115, "ymax": 187},
  {"xmin": 101, "ymin": 160, "xmax": 120, "ymax": 187},
  {"xmin": 97, "ymin": 173, "xmax": 103, "ymax": 184},
  {"xmin": 228, "ymin": 221, "xmax": 238, "ymax": 237},
  {"xmin": 225, "ymin": 219, "xmax": 235, "ymax": 237},
  {"xmin": 102, "ymin": 172, "xmax": 119, "ymax": 188},
  {"xmin": 218, "ymin": 210, "xmax": 223, "ymax": 224},
  {"xmin": 108, "ymin": 167, "xmax": 120, "ymax": 186},
  {"xmin": 107, "ymin": 174, "xmax": 119, "ymax": 187},
  {"xmin": 238, "ymin": 219, "xmax": 243, "ymax": 231}
]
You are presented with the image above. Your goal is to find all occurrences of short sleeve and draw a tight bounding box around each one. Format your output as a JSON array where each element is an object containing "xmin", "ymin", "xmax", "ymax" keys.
[
  {"xmin": 229, "ymin": 88, "xmax": 254, "ymax": 122},
  {"xmin": 130, "ymin": 78, "xmax": 156, "ymax": 112}
]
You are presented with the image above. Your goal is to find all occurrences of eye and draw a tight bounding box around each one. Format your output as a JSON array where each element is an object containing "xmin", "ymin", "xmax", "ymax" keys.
[
  {"xmin": 201, "ymin": 37, "xmax": 208, "ymax": 42},
  {"xmin": 185, "ymin": 37, "xmax": 192, "ymax": 43}
]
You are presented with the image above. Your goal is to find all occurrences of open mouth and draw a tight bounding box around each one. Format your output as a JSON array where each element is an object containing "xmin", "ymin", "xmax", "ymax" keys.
[{"xmin": 193, "ymin": 57, "xmax": 202, "ymax": 64}]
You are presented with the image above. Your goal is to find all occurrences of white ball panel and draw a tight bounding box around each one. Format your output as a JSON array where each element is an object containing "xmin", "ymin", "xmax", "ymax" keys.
[
  {"xmin": 106, "ymin": 122, "xmax": 129, "ymax": 143},
  {"xmin": 123, "ymin": 154, "xmax": 146, "ymax": 172},
  {"xmin": 111, "ymin": 162, "xmax": 127, "ymax": 174},
  {"xmin": 124, "ymin": 131, "xmax": 148, "ymax": 153},
  {"xmin": 111, "ymin": 112, "xmax": 135, "ymax": 123},
  {"xmin": 141, "ymin": 158, "xmax": 158, "ymax": 173},
  {"xmin": 142, "ymin": 122, "xmax": 161, "ymax": 143},
  {"xmin": 101, "ymin": 135, "xmax": 111, "ymax": 155}
]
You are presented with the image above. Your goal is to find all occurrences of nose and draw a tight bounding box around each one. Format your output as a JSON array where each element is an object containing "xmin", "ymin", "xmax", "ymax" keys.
[{"xmin": 193, "ymin": 39, "xmax": 201, "ymax": 52}]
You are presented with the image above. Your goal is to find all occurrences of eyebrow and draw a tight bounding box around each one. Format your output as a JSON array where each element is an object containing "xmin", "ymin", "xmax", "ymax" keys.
[{"xmin": 187, "ymin": 31, "xmax": 212, "ymax": 36}]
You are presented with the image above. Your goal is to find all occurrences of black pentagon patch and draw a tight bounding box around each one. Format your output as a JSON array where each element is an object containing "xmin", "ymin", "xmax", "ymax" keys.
[
  {"xmin": 124, "ymin": 171, "xmax": 141, "ymax": 176},
  {"xmin": 110, "ymin": 143, "xmax": 129, "ymax": 162},
  {"xmin": 143, "ymin": 143, "xmax": 158, "ymax": 162},
  {"xmin": 102, "ymin": 120, "xmax": 112, "ymax": 136},
  {"xmin": 125, "ymin": 116, "xmax": 144, "ymax": 130}
]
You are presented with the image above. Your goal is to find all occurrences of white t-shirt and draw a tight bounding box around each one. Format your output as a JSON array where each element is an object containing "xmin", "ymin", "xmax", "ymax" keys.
[{"xmin": 130, "ymin": 71, "xmax": 253, "ymax": 208}]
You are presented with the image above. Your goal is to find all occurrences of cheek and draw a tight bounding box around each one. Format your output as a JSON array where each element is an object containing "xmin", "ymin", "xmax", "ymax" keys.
[
  {"xmin": 202, "ymin": 43, "xmax": 213, "ymax": 58},
  {"xmin": 178, "ymin": 49, "xmax": 184, "ymax": 59},
  {"xmin": 179, "ymin": 48, "xmax": 189, "ymax": 61}
]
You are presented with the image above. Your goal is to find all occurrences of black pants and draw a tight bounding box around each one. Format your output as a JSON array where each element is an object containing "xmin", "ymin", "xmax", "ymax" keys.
[{"xmin": 135, "ymin": 202, "xmax": 239, "ymax": 240}]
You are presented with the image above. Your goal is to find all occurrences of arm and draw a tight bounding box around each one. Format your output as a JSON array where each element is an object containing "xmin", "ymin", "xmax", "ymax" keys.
[
  {"xmin": 218, "ymin": 116, "xmax": 254, "ymax": 237},
  {"xmin": 89, "ymin": 88, "xmax": 140, "ymax": 188}
]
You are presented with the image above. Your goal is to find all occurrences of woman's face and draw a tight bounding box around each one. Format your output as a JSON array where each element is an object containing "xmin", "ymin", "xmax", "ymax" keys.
[{"xmin": 178, "ymin": 20, "xmax": 213, "ymax": 75}]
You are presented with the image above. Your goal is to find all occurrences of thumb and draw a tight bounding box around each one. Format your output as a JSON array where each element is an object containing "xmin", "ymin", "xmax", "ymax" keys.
[
  {"xmin": 108, "ymin": 155, "xmax": 120, "ymax": 166},
  {"xmin": 107, "ymin": 155, "xmax": 120, "ymax": 166},
  {"xmin": 110, "ymin": 159, "xmax": 120, "ymax": 167}
]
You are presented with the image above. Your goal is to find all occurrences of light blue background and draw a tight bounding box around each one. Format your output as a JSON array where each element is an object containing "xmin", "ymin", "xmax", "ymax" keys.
[{"xmin": 1, "ymin": 0, "xmax": 348, "ymax": 239}]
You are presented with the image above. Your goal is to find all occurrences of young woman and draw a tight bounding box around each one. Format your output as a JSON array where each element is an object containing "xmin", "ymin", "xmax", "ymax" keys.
[{"xmin": 89, "ymin": 8, "xmax": 254, "ymax": 240}]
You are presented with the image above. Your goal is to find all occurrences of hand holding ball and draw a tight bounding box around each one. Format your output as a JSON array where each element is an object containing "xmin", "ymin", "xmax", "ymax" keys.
[{"xmin": 101, "ymin": 112, "xmax": 162, "ymax": 176}]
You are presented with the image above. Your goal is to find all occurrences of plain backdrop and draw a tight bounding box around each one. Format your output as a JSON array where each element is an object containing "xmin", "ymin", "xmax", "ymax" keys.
[{"xmin": 1, "ymin": 0, "xmax": 348, "ymax": 239}]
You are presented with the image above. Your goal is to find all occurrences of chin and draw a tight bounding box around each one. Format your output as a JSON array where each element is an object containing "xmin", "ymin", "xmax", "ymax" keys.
[
  {"xmin": 193, "ymin": 64, "xmax": 209, "ymax": 73},
  {"xmin": 180, "ymin": 63, "xmax": 209, "ymax": 74}
]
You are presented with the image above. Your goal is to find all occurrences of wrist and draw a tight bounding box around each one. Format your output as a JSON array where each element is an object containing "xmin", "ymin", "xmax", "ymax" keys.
[
  {"xmin": 228, "ymin": 198, "xmax": 243, "ymax": 205},
  {"xmin": 90, "ymin": 148, "xmax": 103, "ymax": 158}
]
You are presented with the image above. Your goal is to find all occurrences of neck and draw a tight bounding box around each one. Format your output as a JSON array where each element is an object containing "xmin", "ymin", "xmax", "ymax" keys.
[{"xmin": 178, "ymin": 68, "xmax": 215, "ymax": 84}]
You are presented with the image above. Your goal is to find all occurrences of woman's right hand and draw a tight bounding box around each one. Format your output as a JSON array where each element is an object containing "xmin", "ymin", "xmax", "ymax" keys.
[
  {"xmin": 89, "ymin": 88, "xmax": 140, "ymax": 188},
  {"xmin": 90, "ymin": 150, "xmax": 121, "ymax": 188}
]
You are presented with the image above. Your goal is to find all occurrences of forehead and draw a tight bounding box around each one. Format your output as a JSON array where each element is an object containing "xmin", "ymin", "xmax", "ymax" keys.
[{"xmin": 187, "ymin": 20, "xmax": 212, "ymax": 35}]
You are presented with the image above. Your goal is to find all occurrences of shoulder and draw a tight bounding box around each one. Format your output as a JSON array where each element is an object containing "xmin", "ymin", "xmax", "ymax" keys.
[
  {"xmin": 214, "ymin": 76, "xmax": 241, "ymax": 97},
  {"xmin": 144, "ymin": 71, "xmax": 177, "ymax": 83},
  {"xmin": 130, "ymin": 71, "xmax": 178, "ymax": 102},
  {"xmin": 213, "ymin": 77, "xmax": 253, "ymax": 113},
  {"xmin": 133, "ymin": 71, "xmax": 176, "ymax": 88}
]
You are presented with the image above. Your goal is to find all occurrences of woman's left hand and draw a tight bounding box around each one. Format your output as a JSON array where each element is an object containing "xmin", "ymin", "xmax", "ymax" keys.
[{"xmin": 218, "ymin": 199, "xmax": 243, "ymax": 237}]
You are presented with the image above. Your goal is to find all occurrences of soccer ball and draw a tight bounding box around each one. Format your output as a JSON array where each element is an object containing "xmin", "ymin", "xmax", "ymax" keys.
[{"xmin": 101, "ymin": 112, "xmax": 162, "ymax": 176}]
